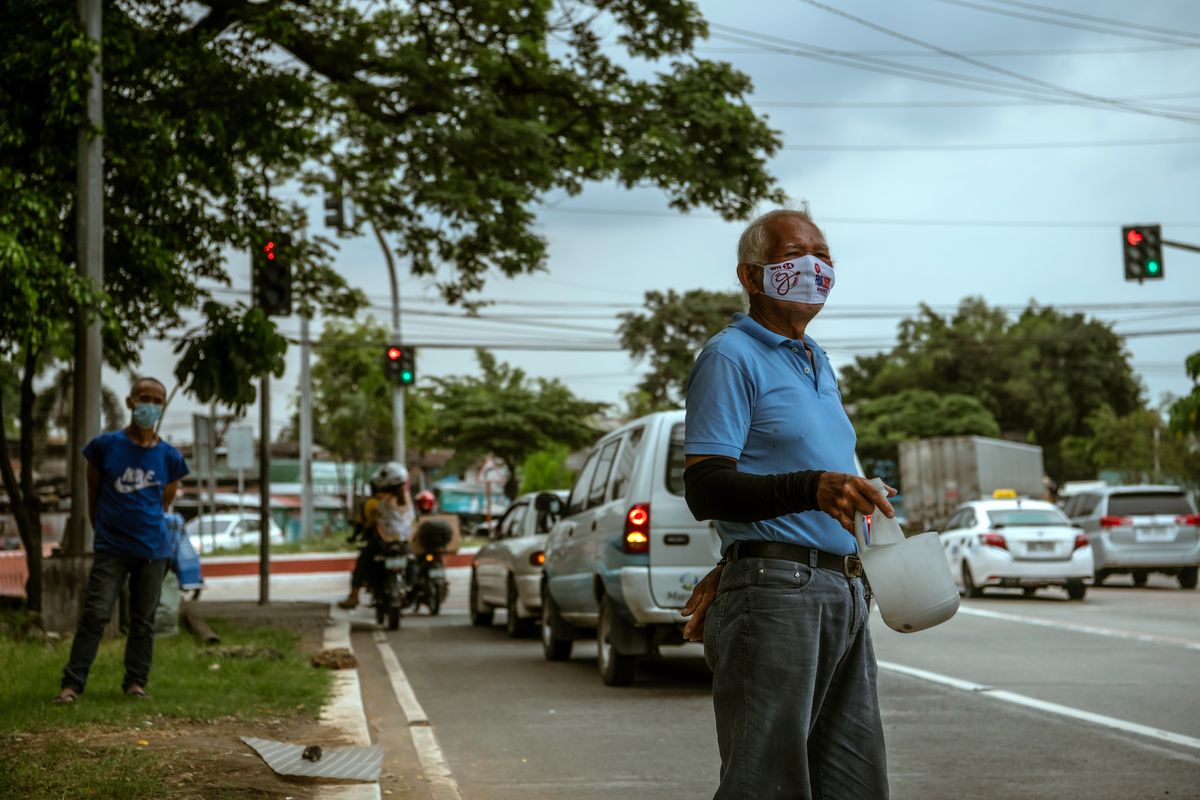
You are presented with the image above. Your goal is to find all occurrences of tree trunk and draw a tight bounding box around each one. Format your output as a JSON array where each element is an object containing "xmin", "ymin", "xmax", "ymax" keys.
[
  {"xmin": 501, "ymin": 457, "xmax": 520, "ymax": 501},
  {"xmin": 0, "ymin": 346, "xmax": 45, "ymax": 612}
]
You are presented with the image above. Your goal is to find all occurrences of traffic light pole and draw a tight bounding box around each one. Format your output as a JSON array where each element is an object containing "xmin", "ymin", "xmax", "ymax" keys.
[
  {"xmin": 1164, "ymin": 239, "xmax": 1200, "ymax": 255},
  {"xmin": 371, "ymin": 221, "xmax": 406, "ymax": 466}
]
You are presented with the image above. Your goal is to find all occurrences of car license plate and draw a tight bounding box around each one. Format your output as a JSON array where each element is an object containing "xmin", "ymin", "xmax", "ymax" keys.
[
  {"xmin": 1136, "ymin": 527, "xmax": 1173, "ymax": 543},
  {"xmin": 384, "ymin": 556, "xmax": 407, "ymax": 569},
  {"xmin": 1027, "ymin": 541, "xmax": 1055, "ymax": 552}
]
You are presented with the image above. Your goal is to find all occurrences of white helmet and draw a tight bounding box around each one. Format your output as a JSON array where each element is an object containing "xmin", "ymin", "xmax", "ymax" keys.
[{"xmin": 370, "ymin": 461, "xmax": 408, "ymax": 489}]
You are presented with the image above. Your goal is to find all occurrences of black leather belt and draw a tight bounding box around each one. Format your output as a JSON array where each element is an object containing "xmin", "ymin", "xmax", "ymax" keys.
[{"xmin": 727, "ymin": 540, "xmax": 863, "ymax": 579}]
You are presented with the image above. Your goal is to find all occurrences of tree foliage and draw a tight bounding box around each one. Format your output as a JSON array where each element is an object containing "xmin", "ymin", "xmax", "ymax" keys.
[
  {"xmin": 419, "ymin": 352, "xmax": 607, "ymax": 498},
  {"xmin": 2, "ymin": 0, "xmax": 782, "ymax": 607},
  {"xmin": 840, "ymin": 298, "xmax": 1144, "ymax": 482},
  {"xmin": 1168, "ymin": 351, "xmax": 1200, "ymax": 438},
  {"xmin": 618, "ymin": 288, "xmax": 743, "ymax": 411},
  {"xmin": 851, "ymin": 390, "xmax": 1001, "ymax": 486},
  {"xmin": 1062, "ymin": 405, "xmax": 1199, "ymax": 489},
  {"xmin": 518, "ymin": 444, "xmax": 575, "ymax": 494}
]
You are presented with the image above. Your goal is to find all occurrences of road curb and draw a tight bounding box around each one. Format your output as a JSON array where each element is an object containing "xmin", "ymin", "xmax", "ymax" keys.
[{"xmin": 317, "ymin": 609, "xmax": 381, "ymax": 800}]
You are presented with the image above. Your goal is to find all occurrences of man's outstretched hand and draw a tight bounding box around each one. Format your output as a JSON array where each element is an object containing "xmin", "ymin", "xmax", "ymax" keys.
[
  {"xmin": 816, "ymin": 473, "xmax": 896, "ymax": 534},
  {"xmin": 680, "ymin": 564, "xmax": 723, "ymax": 642}
]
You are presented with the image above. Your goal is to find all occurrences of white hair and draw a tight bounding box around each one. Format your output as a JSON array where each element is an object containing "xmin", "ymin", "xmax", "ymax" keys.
[{"xmin": 736, "ymin": 204, "xmax": 814, "ymax": 266}]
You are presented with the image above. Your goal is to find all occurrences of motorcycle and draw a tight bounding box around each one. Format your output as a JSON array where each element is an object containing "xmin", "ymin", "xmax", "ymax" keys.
[
  {"xmin": 404, "ymin": 519, "xmax": 453, "ymax": 615},
  {"xmin": 371, "ymin": 539, "xmax": 409, "ymax": 630}
]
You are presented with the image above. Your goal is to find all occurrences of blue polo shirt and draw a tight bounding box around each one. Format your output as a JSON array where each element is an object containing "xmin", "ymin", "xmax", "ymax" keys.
[
  {"xmin": 83, "ymin": 430, "xmax": 189, "ymax": 560},
  {"xmin": 684, "ymin": 313, "xmax": 859, "ymax": 556}
]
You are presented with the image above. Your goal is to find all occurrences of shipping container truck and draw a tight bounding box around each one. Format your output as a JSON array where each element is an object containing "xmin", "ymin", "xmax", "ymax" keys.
[{"xmin": 899, "ymin": 436, "xmax": 1045, "ymax": 533}]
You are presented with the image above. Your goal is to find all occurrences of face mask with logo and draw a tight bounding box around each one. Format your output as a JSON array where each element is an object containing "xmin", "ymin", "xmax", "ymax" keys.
[
  {"xmin": 759, "ymin": 254, "xmax": 835, "ymax": 305},
  {"xmin": 132, "ymin": 403, "xmax": 162, "ymax": 430}
]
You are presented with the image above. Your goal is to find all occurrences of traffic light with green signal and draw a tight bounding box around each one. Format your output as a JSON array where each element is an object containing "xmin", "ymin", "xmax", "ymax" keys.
[
  {"xmin": 1122, "ymin": 224, "xmax": 1163, "ymax": 282},
  {"xmin": 385, "ymin": 345, "xmax": 416, "ymax": 386},
  {"xmin": 253, "ymin": 233, "xmax": 293, "ymax": 316}
]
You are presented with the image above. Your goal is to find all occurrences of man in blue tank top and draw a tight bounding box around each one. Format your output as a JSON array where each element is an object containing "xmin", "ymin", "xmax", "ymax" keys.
[{"xmin": 54, "ymin": 376, "xmax": 189, "ymax": 703}]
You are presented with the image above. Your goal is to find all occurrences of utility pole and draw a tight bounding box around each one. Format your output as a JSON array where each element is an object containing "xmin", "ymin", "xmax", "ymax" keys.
[
  {"xmin": 371, "ymin": 221, "xmax": 405, "ymax": 466},
  {"xmin": 64, "ymin": 0, "xmax": 104, "ymax": 557},
  {"xmin": 299, "ymin": 313, "xmax": 314, "ymax": 540},
  {"xmin": 259, "ymin": 376, "xmax": 271, "ymax": 605}
]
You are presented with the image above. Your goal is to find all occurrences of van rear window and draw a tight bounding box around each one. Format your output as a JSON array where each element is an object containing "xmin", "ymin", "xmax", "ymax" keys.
[
  {"xmin": 1108, "ymin": 492, "xmax": 1193, "ymax": 516},
  {"xmin": 666, "ymin": 423, "xmax": 686, "ymax": 496}
]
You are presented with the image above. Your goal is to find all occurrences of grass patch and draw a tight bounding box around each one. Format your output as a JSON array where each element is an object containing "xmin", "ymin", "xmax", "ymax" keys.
[
  {"xmin": 0, "ymin": 618, "xmax": 333, "ymax": 799},
  {"xmin": 0, "ymin": 737, "xmax": 180, "ymax": 800},
  {"xmin": 0, "ymin": 618, "xmax": 332, "ymax": 732}
]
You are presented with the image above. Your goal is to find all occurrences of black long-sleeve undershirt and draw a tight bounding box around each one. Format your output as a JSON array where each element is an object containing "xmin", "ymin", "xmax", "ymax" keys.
[{"xmin": 683, "ymin": 458, "xmax": 824, "ymax": 524}]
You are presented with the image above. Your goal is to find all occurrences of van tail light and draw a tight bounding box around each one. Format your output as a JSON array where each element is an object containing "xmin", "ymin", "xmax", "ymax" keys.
[
  {"xmin": 979, "ymin": 532, "xmax": 1007, "ymax": 550},
  {"xmin": 1073, "ymin": 532, "xmax": 1089, "ymax": 551},
  {"xmin": 624, "ymin": 503, "xmax": 650, "ymax": 554},
  {"xmin": 1175, "ymin": 514, "xmax": 1200, "ymax": 527},
  {"xmin": 529, "ymin": 551, "xmax": 546, "ymax": 567},
  {"xmin": 1100, "ymin": 515, "xmax": 1133, "ymax": 528}
]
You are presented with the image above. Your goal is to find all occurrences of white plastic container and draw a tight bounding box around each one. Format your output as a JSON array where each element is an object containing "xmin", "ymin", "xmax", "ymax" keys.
[{"xmin": 854, "ymin": 479, "xmax": 959, "ymax": 633}]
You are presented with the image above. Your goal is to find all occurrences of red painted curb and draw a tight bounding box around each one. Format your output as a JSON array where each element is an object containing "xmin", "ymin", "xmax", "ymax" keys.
[{"xmin": 200, "ymin": 552, "xmax": 475, "ymax": 578}]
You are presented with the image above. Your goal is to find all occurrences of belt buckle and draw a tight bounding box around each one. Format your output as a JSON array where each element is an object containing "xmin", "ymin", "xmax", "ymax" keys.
[{"xmin": 843, "ymin": 555, "xmax": 863, "ymax": 579}]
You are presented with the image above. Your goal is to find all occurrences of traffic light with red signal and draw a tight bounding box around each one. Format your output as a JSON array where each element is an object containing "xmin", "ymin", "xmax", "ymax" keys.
[
  {"xmin": 385, "ymin": 344, "xmax": 416, "ymax": 386},
  {"xmin": 253, "ymin": 233, "xmax": 293, "ymax": 315},
  {"xmin": 1122, "ymin": 224, "xmax": 1163, "ymax": 282}
]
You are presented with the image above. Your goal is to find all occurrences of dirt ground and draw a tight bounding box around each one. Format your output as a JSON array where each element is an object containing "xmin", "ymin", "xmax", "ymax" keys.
[{"xmin": 13, "ymin": 714, "xmax": 361, "ymax": 799}]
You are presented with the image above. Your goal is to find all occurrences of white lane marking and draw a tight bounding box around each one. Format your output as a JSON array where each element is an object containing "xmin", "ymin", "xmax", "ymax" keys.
[
  {"xmin": 879, "ymin": 660, "xmax": 1200, "ymax": 754},
  {"xmin": 373, "ymin": 630, "xmax": 463, "ymax": 800},
  {"xmin": 957, "ymin": 606, "xmax": 1200, "ymax": 651},
  {"xmin": 373, "ymin": 629, "xmax": 429, "ymax": 724}
]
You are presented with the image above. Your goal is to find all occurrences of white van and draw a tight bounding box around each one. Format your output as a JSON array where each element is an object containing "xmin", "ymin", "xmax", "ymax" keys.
[{"xmin": 540, "ymin": 410, "xmax": 719, "ymax": 686}]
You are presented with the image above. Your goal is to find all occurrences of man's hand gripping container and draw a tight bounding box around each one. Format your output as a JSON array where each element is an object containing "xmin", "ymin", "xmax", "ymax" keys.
[{"xmin": 854, "ymin": 478, "xmax": 959, "ymax": 633}]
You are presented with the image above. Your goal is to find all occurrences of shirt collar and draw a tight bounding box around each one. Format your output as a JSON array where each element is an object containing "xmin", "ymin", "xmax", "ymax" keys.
[{"xmin": 731, "ymin": 312, "xmax": 820, "ymax": 352}]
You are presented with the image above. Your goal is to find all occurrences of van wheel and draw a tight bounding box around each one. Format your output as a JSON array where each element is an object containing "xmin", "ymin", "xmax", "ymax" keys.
[
  {"xmin": 469, "ymin": 571, "xmax": 494, "ymax": 627},
  {"xmin": 1093, "ymin": 569, "xmax": 1107, "ymax": 586},
  {"xmin": 506, "ymin": 578, "xmax": 536, "ymax": 639},
  {"xmin": 1066, "ymin": 581, "xmax": 1087, "ymax": 601},
  {"xmin": 962, "ymin": 563, "xmax": 985, "ymax": 599},
  {"xmin": 598, "ymin": 597, "xmax": 638, "ymax": 687},
  {"xmin": 1178, "ymin": 567, "xmax": 1198, "ymax": 590},
  {"xmin": 541, "ymin": 585, "xmax": 573, "ymax": 661}
]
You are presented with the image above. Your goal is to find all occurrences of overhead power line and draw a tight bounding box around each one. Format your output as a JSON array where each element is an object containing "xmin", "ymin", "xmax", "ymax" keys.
[
  {"xmin": 539, "ymin": 206, "xmax": 1200, "ymax": 229},
  {"xmin": 783, "ymin": 136, "xmax": 1200, "ymax": 151},
  {"xmin": 793, "ymin": 0, "xmax": 1200, "ymax": 126},
  {"xmin": 754, "ymin": 92, "xmax": 1200, "ymax": 111},
  {"xmin": 698, "ymin": 44, "xmax": 1195, "ymax": 58},
  {"xmin": 977, "ymin": 0, "xmax": 1200, "ymax": 42},
  {"xmin": 928, "ymin": 0, "xmax": 1200, "ymax": 48}
]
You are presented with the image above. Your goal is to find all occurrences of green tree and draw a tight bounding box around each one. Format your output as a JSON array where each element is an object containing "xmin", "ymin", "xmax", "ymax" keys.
[
  {"xmin": 840, "ymin": 298, "xmax": 1143, "ymax": 483},
  {"xmin": 1062, "ymin": 405, "xmax": 1199, "ymax": 489},
  {"xmin": 851, "ymin": 390, "xmax": 1001, "ymax": 486},
  {"xmin": 519, "ymin": 444, "xmax": 575, "ymax": 494},
  {"xmin": 3, "ymin": 0, "xmax": 782, "ymax": 608},
  {"xmin": 618, "ymin": 288, "xmax": 743, "ymax": 411},
  {"xmin": 1168, "ymin": 351, "xmax": 1200, "ymax": 437},
  {"xmin": 420, "ymin": 352, "xmax": 607, "ymax": 498}
]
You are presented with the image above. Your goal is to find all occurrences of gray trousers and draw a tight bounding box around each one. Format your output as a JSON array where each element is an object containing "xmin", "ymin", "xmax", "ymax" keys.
[{"xmin": 704, "ymin": 555, "xmax": 889, "ymax": 800}]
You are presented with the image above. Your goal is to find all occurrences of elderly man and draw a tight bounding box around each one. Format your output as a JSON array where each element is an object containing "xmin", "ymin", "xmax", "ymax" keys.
[
  {"xmin": 54, "ymin": 376, "xmax": 188, "ymax": 703},
  {"xmin": 680, "ymin": 208, "xmax": 895, "ymax": 800}
]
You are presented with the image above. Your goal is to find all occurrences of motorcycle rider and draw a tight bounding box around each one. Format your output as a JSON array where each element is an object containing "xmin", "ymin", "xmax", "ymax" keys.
[{"xmin": 338, "ymin": 462, "xmax": 413, "ymax": 610}]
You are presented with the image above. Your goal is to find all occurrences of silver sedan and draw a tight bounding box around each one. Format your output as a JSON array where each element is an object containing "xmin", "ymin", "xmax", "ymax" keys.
[{"xmin": 470, "ymin": 490, "xmax": 568, "ymax": 637}]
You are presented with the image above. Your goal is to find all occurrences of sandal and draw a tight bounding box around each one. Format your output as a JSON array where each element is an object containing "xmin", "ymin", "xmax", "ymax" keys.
[
  {"xmin": 124, "ymin": 685, "xmax": 151, "ymax": 699},
  {"xmin": 336, "ymin": 598, "xmax": 359, "ymax": 610},
  {"xmin": 52, "ymin": 687, "xmax": 79, "ymax": 705}
]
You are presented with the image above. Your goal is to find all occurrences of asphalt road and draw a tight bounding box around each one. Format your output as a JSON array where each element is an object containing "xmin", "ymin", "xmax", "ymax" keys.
[{"xmin": 345, "ymin": 569, "xmax": 1199, "ymax": 799}]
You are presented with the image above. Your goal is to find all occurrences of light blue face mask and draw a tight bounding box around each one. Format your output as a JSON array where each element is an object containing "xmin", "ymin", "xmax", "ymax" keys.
[{"xmin": 132, "ymin": 403, "xmax": 163, "ymax": 430}]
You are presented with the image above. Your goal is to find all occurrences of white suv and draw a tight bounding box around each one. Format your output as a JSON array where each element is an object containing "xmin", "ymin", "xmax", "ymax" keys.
[{"xmin": 540, "ymin": 410, "xmax": 718, "ymax": 686}]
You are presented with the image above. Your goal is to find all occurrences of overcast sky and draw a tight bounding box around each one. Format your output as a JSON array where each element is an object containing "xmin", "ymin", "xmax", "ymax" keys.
[{"xmin": 119, "ymin": 0, "xmax": 1200, "ymax": 445}]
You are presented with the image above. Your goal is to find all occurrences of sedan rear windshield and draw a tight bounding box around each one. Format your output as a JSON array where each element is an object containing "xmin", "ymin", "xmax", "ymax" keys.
[
  {"xmin": 988, "ymin": 508, "xmax": 1070, "ymax": 527},
  {"xmin": 1108, "ymin": 492, "xmax": 1193, "ymax": 517}
]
